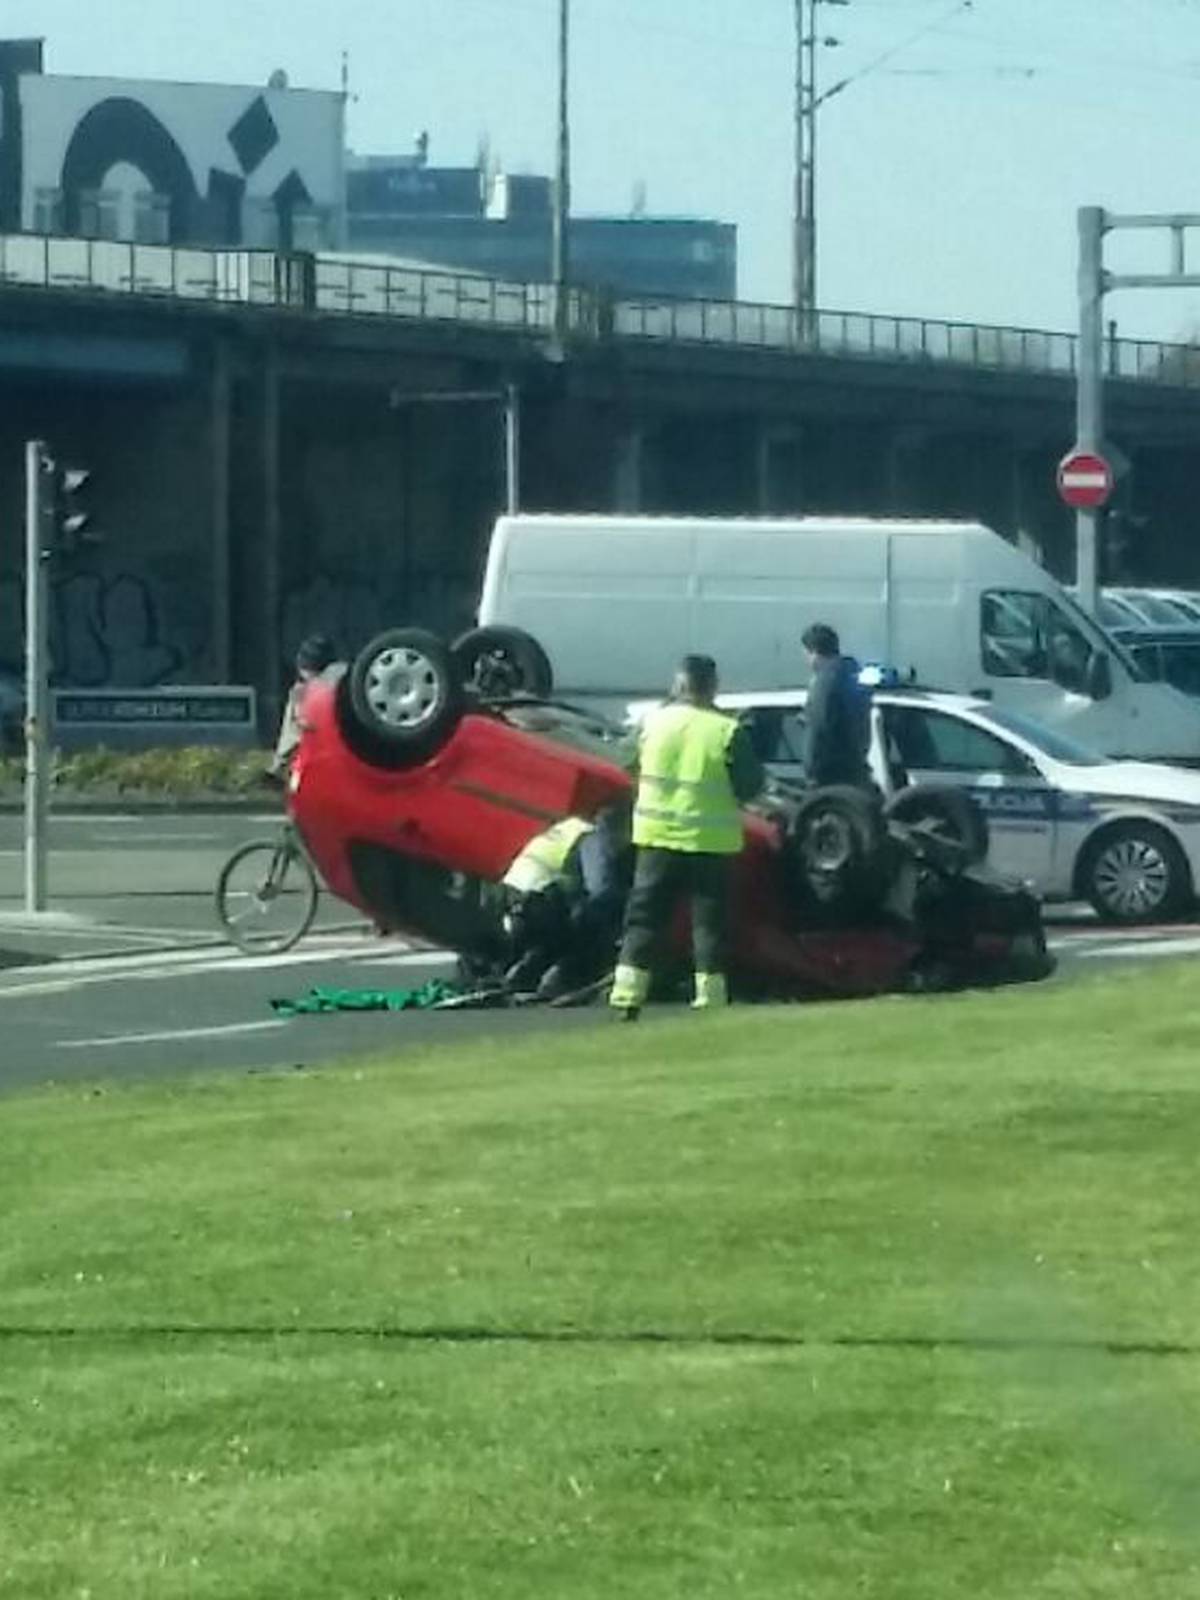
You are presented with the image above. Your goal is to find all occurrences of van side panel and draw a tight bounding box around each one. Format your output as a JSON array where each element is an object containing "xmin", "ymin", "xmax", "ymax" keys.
[
  {"xmin": 886, "ymin": 533, "xmax": 970, "ymax": 691},
  {"xmin": 480, "ymin": 520, "xmax": 696, "ymax": 695},
  {"xmin": 479, "ymin": 516, "xmax": 1057, "ymax": 699},
  {"xmin": 693, "ymin": 529, "xmax": 888, "ymax": 689}
]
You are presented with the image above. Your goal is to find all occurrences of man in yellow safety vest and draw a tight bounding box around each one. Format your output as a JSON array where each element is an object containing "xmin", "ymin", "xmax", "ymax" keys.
[
  {"xmin": 610, "ymin": 654, "xmax": 764, "ymax": 1019},
  {"xmin": 501, "ymin": 807, "xmax": 630, "ymax": 1000}
]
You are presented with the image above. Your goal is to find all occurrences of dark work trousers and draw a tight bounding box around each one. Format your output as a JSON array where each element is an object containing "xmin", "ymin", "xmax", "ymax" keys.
[{"xmin": 619, "ymin": 847, "xmax": 731, "ymax": 976}]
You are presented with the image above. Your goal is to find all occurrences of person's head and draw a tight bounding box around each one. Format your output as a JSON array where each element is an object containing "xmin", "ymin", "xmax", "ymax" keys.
[
  {"xmin": 802, "ymin": 623, "xmax": 840, "ymax": 669},
  {"xmin": 671, "ymin": 653, "xmax": 719, "ymax": 707},
  {"xmin": 294, "ymin": 633, "xmax": 337, "ymax": 681}
]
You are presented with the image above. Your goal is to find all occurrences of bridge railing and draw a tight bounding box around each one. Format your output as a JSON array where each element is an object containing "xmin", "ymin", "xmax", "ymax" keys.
[{"xmin": 3, "ymin": 229, "xmax": 1199, "ymax": 388}]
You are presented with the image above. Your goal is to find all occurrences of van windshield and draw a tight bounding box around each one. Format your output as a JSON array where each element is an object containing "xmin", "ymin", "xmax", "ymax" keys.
[{"xmin": 1057, "ymin": 592, "xmax": 1148, "ymax": 681}]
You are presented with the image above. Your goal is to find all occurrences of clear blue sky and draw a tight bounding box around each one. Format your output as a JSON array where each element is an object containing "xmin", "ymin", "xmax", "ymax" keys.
[{"xmin": 10, "ymin": 0, "xmax": 1200, "ymax": 340}]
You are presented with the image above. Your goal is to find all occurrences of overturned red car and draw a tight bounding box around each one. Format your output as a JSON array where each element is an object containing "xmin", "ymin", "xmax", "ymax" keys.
[{"xmin": 288, "ymin": 625, "xmax": 1051, "ymax": 1000}]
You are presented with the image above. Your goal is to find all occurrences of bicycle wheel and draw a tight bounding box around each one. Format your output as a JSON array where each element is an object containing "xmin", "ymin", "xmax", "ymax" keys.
[{"xmin": 216, "ymin": 838, "xmax": 320, "ymax": 955}]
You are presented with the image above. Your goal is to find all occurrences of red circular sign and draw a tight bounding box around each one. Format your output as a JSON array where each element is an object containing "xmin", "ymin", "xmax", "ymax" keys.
[{"xmin": 1057, "ymin": 449, "xmax": 1114, "ymax": 510}]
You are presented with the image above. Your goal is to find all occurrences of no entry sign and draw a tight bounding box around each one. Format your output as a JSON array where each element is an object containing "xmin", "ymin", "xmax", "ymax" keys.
[{"xmin": 1057, "ymin": 448, "xmax": 1114, "ymax": 510}]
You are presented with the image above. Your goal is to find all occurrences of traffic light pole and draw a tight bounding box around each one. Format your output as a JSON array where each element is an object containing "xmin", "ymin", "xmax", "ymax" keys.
[
  {"xmin": 1075, "ymin": 208, "xmax": 1105, "ymax": 619},
  {"xmin": 24, "ymin": 439, "xmax": 50, "ymax": 913},
  {"xmin": 1074, "ymin": 205, "xmax": 1200, "ymax": 616}
]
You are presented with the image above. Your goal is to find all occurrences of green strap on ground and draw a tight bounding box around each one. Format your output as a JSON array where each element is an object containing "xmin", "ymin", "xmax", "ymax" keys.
[{"xmin": 270, "ymin": 980, "xmax": 462, "ymax": 1017}]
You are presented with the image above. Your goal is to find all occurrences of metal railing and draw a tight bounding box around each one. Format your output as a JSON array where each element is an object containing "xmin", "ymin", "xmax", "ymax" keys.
[{"xmin": 2, "ymin": 230, "xmax": 1199, "ymax": 389}]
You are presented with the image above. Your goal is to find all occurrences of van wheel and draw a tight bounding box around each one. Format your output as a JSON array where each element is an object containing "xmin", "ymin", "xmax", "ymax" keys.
[
  {"xmin": 342, "ymin": 628, "xmax": 463, "ymax": 767},
  {"xmin": 788, "ymin": 786, "xmax": 888, "ymax": 913},
  {"xmin": 452, "ymin": 626, "xmax": 553, "ymax": 701},
  {"xmin": 1079, "ymin": 821, "xmax": 1191, "ymax": 924},
  {"xmin": 885, "ymin": 785, "xmax": 989, "ymax": 871}
]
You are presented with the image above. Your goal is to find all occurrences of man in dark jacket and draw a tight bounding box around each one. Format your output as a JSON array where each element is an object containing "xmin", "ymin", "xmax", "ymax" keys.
[{"xmin": 801, "ymin": 623, "xmax": 872, "ymax": 788}]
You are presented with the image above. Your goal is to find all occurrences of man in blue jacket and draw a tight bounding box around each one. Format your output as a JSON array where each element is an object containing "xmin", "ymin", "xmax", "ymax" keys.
[{"xmin": 801, "ymin": 623, "xmax": 872, "ymax": 788}]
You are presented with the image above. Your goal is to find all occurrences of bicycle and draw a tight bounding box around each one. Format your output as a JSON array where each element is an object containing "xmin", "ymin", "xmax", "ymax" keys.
[{"xmin": 215, "ymin": 820, "xmax": 321, "ymax": 955}]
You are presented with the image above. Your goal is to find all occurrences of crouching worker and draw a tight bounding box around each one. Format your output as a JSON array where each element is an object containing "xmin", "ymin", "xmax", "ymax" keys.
[
  {"xmin": 501, "ymin": 804, "xmax": 629, "ymax": 1002},
  {"xmin": 610, "ymin": 654, "xmax": 764, "ymax": 1020}
]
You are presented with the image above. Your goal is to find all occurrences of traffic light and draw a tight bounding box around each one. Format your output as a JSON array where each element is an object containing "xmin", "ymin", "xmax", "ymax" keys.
[{"xmin": 53, "ymin": 463, "xmax": 97, "ymax": 554}]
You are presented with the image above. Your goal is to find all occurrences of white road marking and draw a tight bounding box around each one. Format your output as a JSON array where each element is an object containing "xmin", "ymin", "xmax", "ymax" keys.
[
  {"xmin": 57, "ymin": 1020, "xmax": 291, "ymax": 1049},
  {"xmin": 88, "ymin": 832, "xmax": 232, "ymax": 845},
  {"xmin": 1075, "ymin": 935, "xmax": 1200, "ymax": 961},
  {"xmin": 0, "ymin": 941, "xmax": 451, "ymax": 999}
]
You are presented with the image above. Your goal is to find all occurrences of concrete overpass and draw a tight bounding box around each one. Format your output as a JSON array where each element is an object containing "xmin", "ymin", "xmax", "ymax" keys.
[{"xmin": 1, "ymin": 233, "xmax": 1198, "ymax": 724}]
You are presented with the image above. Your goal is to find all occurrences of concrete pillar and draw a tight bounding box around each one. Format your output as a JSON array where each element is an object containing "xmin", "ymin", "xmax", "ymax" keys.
[
  {"xmin": 1011, "ymin": 447, "xmax": 1044, "ymax": 566},
  {"xmin": 885, "ymin": 426, "xmax": 929, "ymax": 513},
  {"xmin": 210, "ymin": 340, "xmax": 232, "ymax": 680},
  {"xmin": 755, "ymin": 427, "xmax": 773, "ymax": 515},
  {"xmin": 613, "ymin": 425, "xmax": 644, "ymax": 512},
  {"xmin": 262, "ymin": 345, "xmax": 282, "ymax": 733}
]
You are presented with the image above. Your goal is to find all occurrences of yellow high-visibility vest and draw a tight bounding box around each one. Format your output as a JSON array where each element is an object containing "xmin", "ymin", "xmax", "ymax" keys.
[
  {"xmin": 633, "ymin": 703, "xmax": 742, "ymax": 855},
  {"xmin": 502, "ymin": 816, "xmax": 594, "ymax": 894}
]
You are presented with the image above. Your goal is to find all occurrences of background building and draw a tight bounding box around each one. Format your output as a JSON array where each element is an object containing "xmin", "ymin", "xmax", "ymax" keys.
[
  {"xmin": 0, "ymin": 39, "xmax": 346, "ymax": 251},
  {"xmin": 347, "ymin": 142, "xmax": 737, "ymax": 300}
]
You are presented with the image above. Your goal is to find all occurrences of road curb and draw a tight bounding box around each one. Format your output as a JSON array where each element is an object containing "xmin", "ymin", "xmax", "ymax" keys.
[{"xmin": 0, "ymin": 795, "xmax": 273, "ymax": 815}]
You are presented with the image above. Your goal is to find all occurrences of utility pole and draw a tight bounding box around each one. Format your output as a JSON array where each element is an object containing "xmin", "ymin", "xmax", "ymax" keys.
[
  {"xmin": 793, "ymin": 0, "xmax": 849, "ymax": 329},
  {"xmin": 552, "ymin": 0, "xmax": 571, "ymax": 345},
  {"xmin": 793, "ymin": 0, "xmax": 817, "ymax": 322}
]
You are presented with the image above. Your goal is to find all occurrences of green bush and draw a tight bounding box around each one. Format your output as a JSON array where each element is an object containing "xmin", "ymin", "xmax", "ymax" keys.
[{"xmin": 0, "ymin": 745, "xmax": 274, "ymax": 796}]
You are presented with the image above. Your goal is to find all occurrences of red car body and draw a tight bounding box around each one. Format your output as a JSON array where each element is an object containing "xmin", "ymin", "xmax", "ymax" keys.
[{"xmin": 290, "ymin": 674, "xmax": 930, "ymax": 998}]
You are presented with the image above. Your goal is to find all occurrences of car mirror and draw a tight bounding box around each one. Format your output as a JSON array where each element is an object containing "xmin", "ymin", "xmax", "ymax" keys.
[{"xmin": 1086, "ymin": 652, "xmax": 1113, "ymax": 701}]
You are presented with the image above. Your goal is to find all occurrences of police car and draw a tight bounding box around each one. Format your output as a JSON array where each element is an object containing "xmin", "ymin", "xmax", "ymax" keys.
[{"xmin": 719, "ymin": 686, "xmax": 1200, "ymax": 924}]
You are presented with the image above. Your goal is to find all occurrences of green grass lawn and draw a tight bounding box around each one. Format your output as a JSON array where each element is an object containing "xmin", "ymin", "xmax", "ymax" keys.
[{"xmin": 4, "ymin": 964, "xmax": 1200, "ymax": 1597}]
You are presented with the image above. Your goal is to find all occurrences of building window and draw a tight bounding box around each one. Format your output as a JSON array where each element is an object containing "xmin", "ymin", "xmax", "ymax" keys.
[
  {"xmin": 78, "ymin": 189, "xmax": 120, "ymax": 241},
  {"xmin": 33, "ymin": 187, "xmax": 63, "ymax": 235},
  {"xmin": 289, "ymin": 208, "xmax": 324, "ymax": 252},
  {"xmin": 134, "ymin": 191, "xmax": 170, "ymax": 246}
]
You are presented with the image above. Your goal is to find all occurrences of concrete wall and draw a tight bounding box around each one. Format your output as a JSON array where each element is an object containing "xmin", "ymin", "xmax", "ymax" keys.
[{"xmin": 0, "ymin": 382, "xmax": 213, "ymax": 691}]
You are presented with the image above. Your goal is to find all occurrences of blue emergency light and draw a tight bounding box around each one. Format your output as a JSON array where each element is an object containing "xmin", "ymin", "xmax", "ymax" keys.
[{"xmin": 857, "ymin": 663, "xmax": 901, "ymax": 689}]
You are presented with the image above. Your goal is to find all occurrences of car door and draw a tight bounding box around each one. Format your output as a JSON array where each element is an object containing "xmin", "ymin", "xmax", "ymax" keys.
[{"xmin": 881, "ymin": 703, "xmax": 1057, "ymax": 888}]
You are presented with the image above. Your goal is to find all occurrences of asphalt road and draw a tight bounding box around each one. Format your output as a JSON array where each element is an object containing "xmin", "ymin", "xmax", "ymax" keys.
[
  {"xmin": 0, "ymin": 811, "xmax": 305, "ymax": 937},
  {"xmin": 2, "ymin": 812, "xmax": 1200, "ymax": 1094}
]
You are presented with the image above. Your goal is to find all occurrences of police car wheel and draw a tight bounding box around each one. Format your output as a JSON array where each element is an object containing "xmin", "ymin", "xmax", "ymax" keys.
[
  {"xmin": 343, "ymin": 628, "xmax": 463, "ymax": 766},
  {"xmin": 453, "ymin": 626, "xmax": 553, "ymax": 701},
  {"xmin": 1081, "ymin": 822, "xmax": 1190, "ymax": 925}
]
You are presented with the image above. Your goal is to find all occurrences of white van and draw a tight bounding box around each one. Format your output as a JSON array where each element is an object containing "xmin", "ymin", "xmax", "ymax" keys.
[{"xmin": 477, "ymin": 514, "xmax": 1200, "ymax": 763}]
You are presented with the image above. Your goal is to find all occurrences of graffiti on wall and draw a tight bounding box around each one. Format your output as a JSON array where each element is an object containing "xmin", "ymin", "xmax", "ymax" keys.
[
  {"xmin": 281, "ymin": 572, "xmax": 477, "ymax": 658},
  {"xmin": 0, "ymin": 570, "xmax": 187, "ymax": 688}
]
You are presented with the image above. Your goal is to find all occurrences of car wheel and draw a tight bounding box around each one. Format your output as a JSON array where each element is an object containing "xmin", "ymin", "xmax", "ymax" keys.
[
  {"xmin": 452, "ymin": 626, "xmax": 553, "ymax": 701},
  {"xmin": 1079, "ymin": 821, "xmax": 1191, "ymax": 924},
  {"xmin": 344, "ymin": 628, "xmax": 463, "ymax": 766},
  {"xmin": 788, "ymin": 785, "xmax": 887, "ymax": 912},
  {"xmin": 885, "ymin": 784, "xmax": 989, "ymax": 870}
]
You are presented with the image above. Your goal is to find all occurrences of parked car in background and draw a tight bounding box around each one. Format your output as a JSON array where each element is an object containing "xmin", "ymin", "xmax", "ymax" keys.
[
  {"xmin": 1141, "ymin": 589, "xmax": 1200, "ymax": 625},
  {"xmin": 711, "ymin": 686, "xmax": 1200, "ymax": 924},
  {"xmin": 1068, "ymin": 587, "xmax": 1185, "ymax": 631},
  {"xmin": 1110, "ymin": 587, "xmax": 1200, "ymax": 627},
  {"xmin": 1109, "ymin": 627, "xmax": 1200, "ymax": 701}
]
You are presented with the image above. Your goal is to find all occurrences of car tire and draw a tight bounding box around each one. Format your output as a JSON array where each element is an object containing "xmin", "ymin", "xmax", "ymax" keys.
[
  {"xmin": 788, "ymin": 785, "xmax": 888, "ymax": 913},
  {"xmin": 342, "ymin": 627, "xmax": 463, "ymax": 767},
  {"xmin": 1078, "ymin": 821, "xmax": 1191, "ymax": 925},
  {"xmin": 885, "ymin": 784, "xmax": 989, "ymax": 869},
  {"xmin": 452, "ymin": 626, "xmax": 553, "ymax": 701}
]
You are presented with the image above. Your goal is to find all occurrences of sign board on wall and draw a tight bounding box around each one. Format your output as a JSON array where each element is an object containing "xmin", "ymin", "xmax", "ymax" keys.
[{"xmin": 52, "ymin": 685, "xmax": 258, "ymax": 749}]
